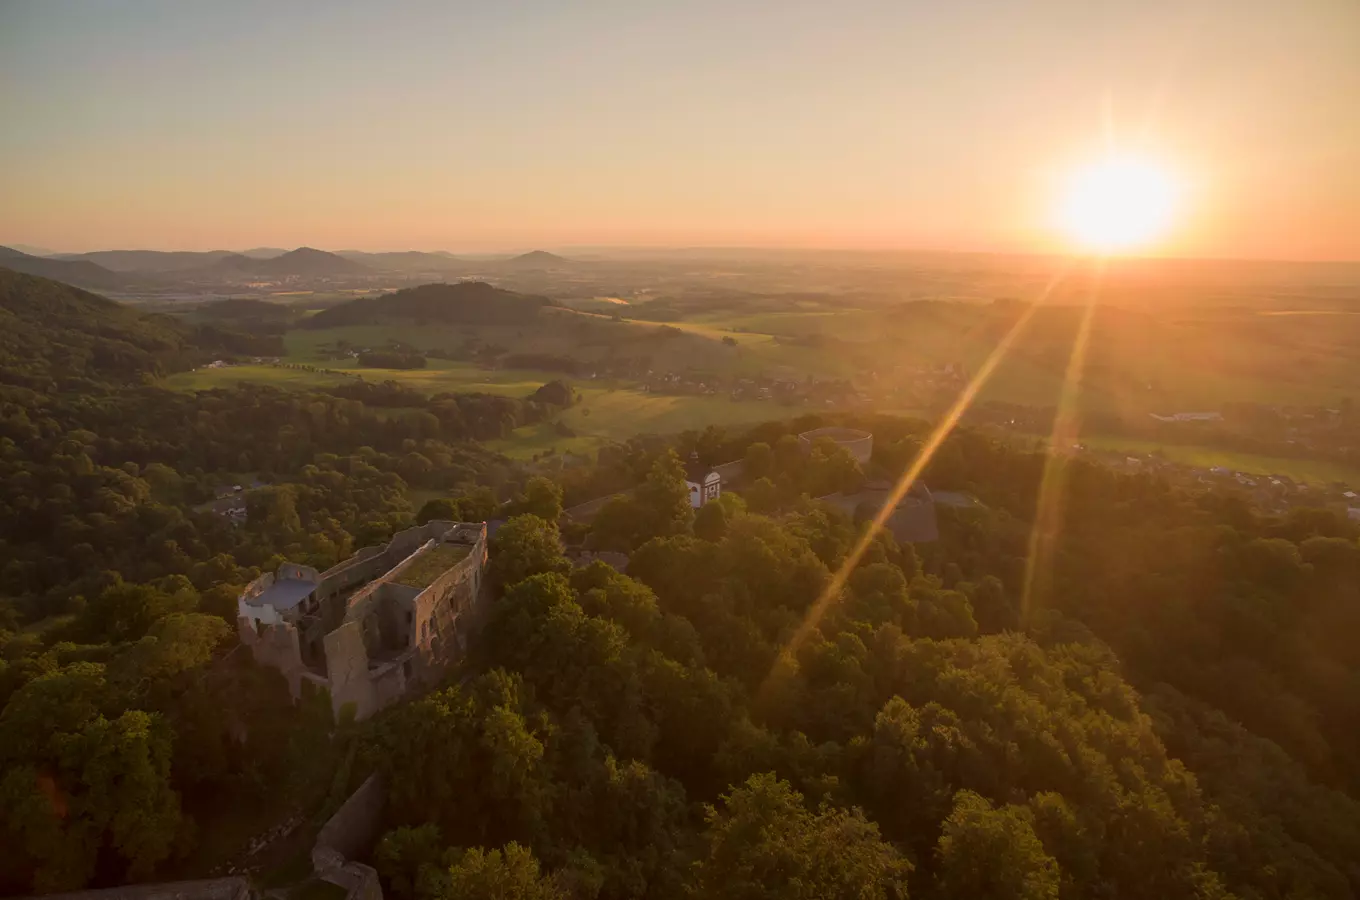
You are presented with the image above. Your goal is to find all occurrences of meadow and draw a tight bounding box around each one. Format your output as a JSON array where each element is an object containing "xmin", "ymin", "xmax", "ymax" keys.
[
  {"xmin": 487, "ymin": 387, "xmax": 806, "ymax": 459},
  {"xmin": 165, "ymin": 359, "xmax": 803, "ymax": 460},
  {"xmin": 166, "ymin": 274, "xmax": 1360, "ymax": 471},
  {"xmin": 1079, "ymin": 434, "xmax": 1360, "ymax": 485}
]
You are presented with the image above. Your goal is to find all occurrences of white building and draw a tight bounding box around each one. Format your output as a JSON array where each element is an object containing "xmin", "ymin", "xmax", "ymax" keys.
[
  {"xmin": 1149, "ymin": 412, "xmax": 1223, "ymax": 423},
  {"xmin": 684, "ymin": 452, "xmax": 721, "ymax": 508}
]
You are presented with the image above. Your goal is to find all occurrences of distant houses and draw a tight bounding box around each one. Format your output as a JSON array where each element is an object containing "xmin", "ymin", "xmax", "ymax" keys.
[{"xmin": 1149, "ymin": 411, "xmax": 1223, "ymax": 423}]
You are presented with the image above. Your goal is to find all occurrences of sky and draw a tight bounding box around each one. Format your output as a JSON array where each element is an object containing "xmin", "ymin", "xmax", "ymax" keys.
[{"xmin": 1, "ymin": 0, "xmax": 1357, "ymax": 260}]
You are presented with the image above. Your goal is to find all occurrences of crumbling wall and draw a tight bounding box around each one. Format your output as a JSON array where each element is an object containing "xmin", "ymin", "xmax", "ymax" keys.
[
  {"xmin": 249, "ymin": 521, "xmax": 488, "ymax": 723},
  {"xmin": 370, "ymin": 661, "xmax": 407, "ymax": 709},
  {"xmin": 407, "ymin": 526, "xmax": 487, "ymax": 683},
  {"xmin": 314, "ymin": 548, "xmax": 389, "ymax": 622},
  {"xmin": 237, "ymin": 618, "xmax": 304, "ymax": 698},
  {"xmin": 313, "ymin": 775, "xmax": 386, "ymax": 900},
  {"xmin": 313, "ymin": 774, "xmax": 385, "ymax": 871},
  {"xmin": 320, "ymin": 865, "xmax": 381, "ymax": 900},
  {"xmin": 386, "ymin": 520, "xmax": 457, "ymax": 559},
  {"xmin": 323, "ymin": 621, "xmax": 378, "ymax": 722},
  {"xmin": 376, "ymin": 582, "xmax": 417, "ymax": 651},
  {"xmin": 30, "ymin": 878, "xmax": 252, "ymax": 900},
  {"xmin": 798, "ymin": 426, "xmax": 874, "ymax": 464},
  {"xmin": 712, "ymin": 458, "xmax": 747, "ymax": 484}
]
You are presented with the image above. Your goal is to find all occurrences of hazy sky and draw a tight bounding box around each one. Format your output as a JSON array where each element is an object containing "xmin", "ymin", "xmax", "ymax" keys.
[{"xmin": 2, "ymin": 0, "xmax": 1357, "ymax": 259}]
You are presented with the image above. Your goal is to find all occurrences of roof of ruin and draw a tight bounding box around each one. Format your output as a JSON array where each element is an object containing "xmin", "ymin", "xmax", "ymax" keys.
[
  {"xmin": 246, "ymin": 577, "xmax": 317, "ymax": 611},
  {"xmin": 395, "ymin": 543, "xmax": 472, "ymax": 589}
]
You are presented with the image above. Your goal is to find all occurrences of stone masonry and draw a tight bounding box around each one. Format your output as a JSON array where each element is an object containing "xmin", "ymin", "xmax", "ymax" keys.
[{"xmin": 237, "ymin": 521, "xmax": 488, "ymax": 722}]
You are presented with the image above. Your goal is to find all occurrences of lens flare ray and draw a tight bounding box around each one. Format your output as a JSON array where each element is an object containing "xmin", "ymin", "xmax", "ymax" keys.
[
  {"xmin": 1019, "ymin": 261, "xmax": 1104, "ymax": 621},
  {"xmin": 757, "ymin": 263, "xmax": 1075, "ymax": 706}
]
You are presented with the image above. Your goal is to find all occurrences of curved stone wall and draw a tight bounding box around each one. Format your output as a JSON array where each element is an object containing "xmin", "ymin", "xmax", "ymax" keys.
[{"xmin": 797, "ymin": 426, "xmax": 874, "ymax": 465}]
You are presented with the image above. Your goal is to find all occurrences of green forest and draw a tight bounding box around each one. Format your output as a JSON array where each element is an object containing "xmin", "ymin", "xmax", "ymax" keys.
[{"xmin": 2, "ymin": 267, "xmax": 1359, "ymax": 899}]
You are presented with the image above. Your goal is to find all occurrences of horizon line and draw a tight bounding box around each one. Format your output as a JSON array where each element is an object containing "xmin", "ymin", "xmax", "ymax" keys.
[{"xmin": 7, "ymin": 241, "xmax": 1358, "ymax": 267}]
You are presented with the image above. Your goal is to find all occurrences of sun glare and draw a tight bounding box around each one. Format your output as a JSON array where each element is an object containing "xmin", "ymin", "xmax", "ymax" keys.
[{"xmin": 1058, "ymin": 156, "xmax": 1178, "ymax": 253}]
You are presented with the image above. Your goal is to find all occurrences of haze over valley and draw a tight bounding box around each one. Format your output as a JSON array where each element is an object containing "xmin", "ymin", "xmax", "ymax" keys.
[{"xmin": 3, "ymin": 2, "xmax": 1360, "ymax": 899}]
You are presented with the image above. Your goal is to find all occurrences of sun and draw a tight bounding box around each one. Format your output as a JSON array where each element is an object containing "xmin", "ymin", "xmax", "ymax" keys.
[{"xmin": 1058, "ymin": 156, "xmax": 1179, "ymax": 253}]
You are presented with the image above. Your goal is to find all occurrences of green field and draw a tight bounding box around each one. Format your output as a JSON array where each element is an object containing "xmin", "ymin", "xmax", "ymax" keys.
[
  {"xmin": 165, "ymin": 360, "xmax": 590, "ymax": 397},
  {"xmin": 488, "ymin": 386, "xmax": 805, "ymax": 460},
  {"xmin": 167, "ymin": 290, "xmax": 1360, "ymax": 470},
  {"xmin": 1081, "ymin": 434, "xmax": 1360, "ymax": 485},
  {"xmin": 165, "ymin": 362, "xmax": 803, "ymax": 461}
]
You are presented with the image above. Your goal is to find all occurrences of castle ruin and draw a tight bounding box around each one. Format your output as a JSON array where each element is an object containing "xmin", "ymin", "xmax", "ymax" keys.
[{"xmin": 237, "ymin": 520, "xmax": 488, "ymax": 722}]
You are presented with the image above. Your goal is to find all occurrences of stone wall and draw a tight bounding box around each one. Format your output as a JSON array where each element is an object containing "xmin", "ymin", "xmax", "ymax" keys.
[
  {"xmin": 313, "ymin": 774, "xmax": 385, "ymax": 872},
  {"xmin": 237, "ymin": 619, "xmax": 305, "ymax": 699},
  {"xmin": 817, "ymin": 482, "xmax": 938, "ymax": 543},
  {"xmin": 712, "ymin": 458, "xmax": 747, "ymax": 484},
  {"xmin": 245, "ymin": 521, "xmax": 487, "ymax": 723},
  {"xmin": 798, "ymin": 427, "xmax": 874, "ymax": 465},
  {"xmin": 563, "ymin": 492, "xmax": 628, "ymax": 522},
  {"xmin": 313, "ymin": 775, "xmax": 386, "ymax": 900},
  {"xmin": 323, "ymin": 620, "xmax": 379, "ymax": 722},
  {"xmin": 30, "ymin": 878, "xmax": 251, "ymax": 900},
  {"xmin": 314, "ymin": 521, "xmax": 460, "ymax": 614},
  {"xmin": 407, "ymin": 535, "xmax": 486, "ymax": 683}
]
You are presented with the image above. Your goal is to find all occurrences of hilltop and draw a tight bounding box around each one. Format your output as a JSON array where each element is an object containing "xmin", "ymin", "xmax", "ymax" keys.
[
  {"xmin": 211, "ymin": 247, "xmax": 370, "ymax": 278},
  {"xmin": 504, "ymin": 249, "xmax": 573, "ymax": 269},
  {"xmin": 0, "ymin": 246, "xmax": 130, "ymax": 291},
  {"xmin": 336, "ymin": 250, "xmax": 463, "ymax": 272},
  {"xmin": 52, "ymin": 249, "xmax": 238, "ymax": 272},
  {"xmin": 193, "ymin": 297, "xmax": 296, "ymax": 321},
  {"xmin": 0, "ymin": 267, "xmax": 191, "ymax": 379},
  {"xmin": 304, "ymin": 281, "xmax": 561, "ymax": 328}
]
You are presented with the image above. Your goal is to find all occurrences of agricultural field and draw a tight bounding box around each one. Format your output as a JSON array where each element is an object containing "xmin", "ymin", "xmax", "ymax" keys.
[
  {"xmin": 165, "ymin": 274, "xmax": 1360, "ymax": 471},
  {"xmin": 488, "ymin": 387, "xmax": 806, "ymax": 460},
  {"xmin": 1080, "ymin": 434, "xmax": 1360, "ymax": 485},
  {"xmin": 164, "ymin": 359, "xmax": 805, "ymax": 460}
]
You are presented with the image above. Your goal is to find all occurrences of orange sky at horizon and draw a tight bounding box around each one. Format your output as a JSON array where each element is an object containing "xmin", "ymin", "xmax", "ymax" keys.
[{"xmin": 2, "ymin": 1, "xmax": 1357, "ymax": 262}]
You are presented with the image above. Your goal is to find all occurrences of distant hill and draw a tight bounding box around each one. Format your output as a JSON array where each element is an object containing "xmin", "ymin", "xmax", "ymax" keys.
[
  {"xmin": 52, "ymin": 249, "xmax": 237, "ymax": 272},
  {"xmin": 192, "ymin": 297, "xmax": 297, "ymax": 323},
  {"xmin": 209, "ymin": 247, "xmax": 370, "ymax": 278},
  {"xmin": 304, "ymin": 281, "xmax": 561, "ymax": 329},
  {"xmin": 193, "ymin": 297, "xmax": 293, "ymax": 319},
  {"xmin": 336, "ymin": 250, "xmax": 464, "ymax": 272},
  {"xmin": 504, "ymin": 250, "xmax": 573, "ymax": 269},
  {"xmin": 0, "ymin": 246, "xmax": 130, "ymax": 290},
  {"xmin": 0, "ymin": 268, "xmax": 191, "ymax": 379},
  {"xmin": 240, "ymin": 247, "xmax": 289, "ymax": 259}
]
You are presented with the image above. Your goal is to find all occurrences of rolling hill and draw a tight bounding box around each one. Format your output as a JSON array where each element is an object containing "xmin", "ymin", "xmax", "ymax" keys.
[
  {"xmin": 193, "ymin": 297, "xmax": 295, "ymax": 320},
  {"xmin": 51, "ymin": 249, "xmax": 237, "ymax": 272},
  {"xmin": 503, "ymin": 250, "xmax": 573, "ymax": 269},
  {"xmin": 0, "ymin": 246, "xmax": 131, "ymax": 291},
  {"xmin": 210, "ymin": 247, "xmax": 370, "ymax": 278},
  {"xmin": 303, "ymin": 281, "xmax": 561, "ymax": 328},
  {"xmin": 0, "ymin": 268, "xmax": 191, "ymax": 379},
  {"xmin": 336, "ymin": 250, "xmax": 463, "ymax": 272}
]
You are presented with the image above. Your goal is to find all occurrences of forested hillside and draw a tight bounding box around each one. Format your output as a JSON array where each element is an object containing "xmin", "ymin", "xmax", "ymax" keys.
[
  {"xmin": 1, "ymin": 273, "xmax": 1358, "ymax": 898},
  {"xmin": 355, "ymin": 442, "xmax": 1360, "ymax": 900},
  {"xmin": 0, "ymin": 269, "xmax": 192, "ymax": 380},
  {"xmin": 0, "ymin": 275, "xmax": 577, "ymax": 893},
  {"xmin": 305, "ymin": 281, "xmax": 561, "ymax": 328},
  {"xmin": 0, "ymin": 269, "xmax": 288, "ymax": 382},
  {"xmin": 0, "ymin": 249, "xmax": 131, "ymax": 292}
]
